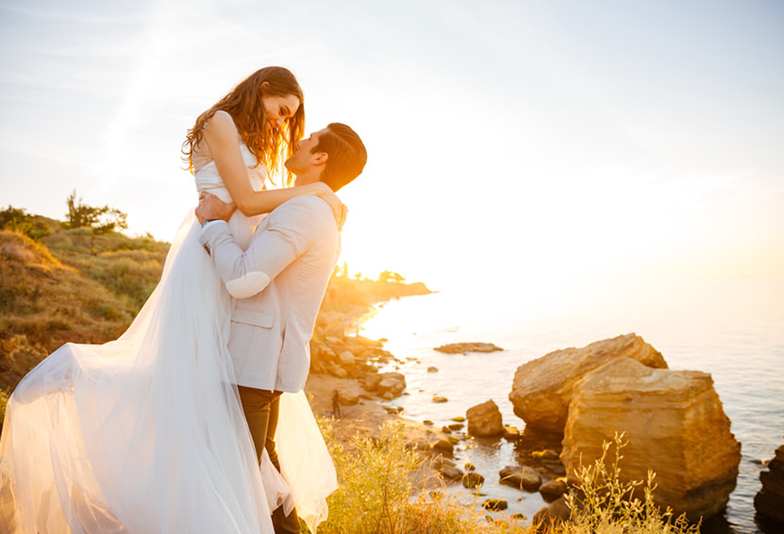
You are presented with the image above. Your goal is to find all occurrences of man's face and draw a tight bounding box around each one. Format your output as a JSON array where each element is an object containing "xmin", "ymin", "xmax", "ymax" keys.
[{"xmin": 285, "ymin": 129, "xmax": 327, "ymax": 178}]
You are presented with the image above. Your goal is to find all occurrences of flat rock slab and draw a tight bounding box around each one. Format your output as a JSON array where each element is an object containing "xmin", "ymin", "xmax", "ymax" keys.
[{"xmin": 434, "ymin": 342, "xmax": 503, "ymax": 354}]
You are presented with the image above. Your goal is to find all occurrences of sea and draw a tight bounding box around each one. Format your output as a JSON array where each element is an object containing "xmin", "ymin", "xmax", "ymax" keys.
[{"xmin": 357, "ymin": 277, "xmax": 784, "ymax": 534}]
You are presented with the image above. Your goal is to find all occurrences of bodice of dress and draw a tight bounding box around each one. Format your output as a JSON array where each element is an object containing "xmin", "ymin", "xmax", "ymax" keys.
[{"xmin": 194, "ymin": 143, "xmax": 267, "ymax": 204}]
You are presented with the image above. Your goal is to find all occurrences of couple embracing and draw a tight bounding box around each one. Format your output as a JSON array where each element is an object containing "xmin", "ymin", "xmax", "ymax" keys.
[{"xmin": 0, "ymin": 66, "xmax": 367, "ymax": 534}]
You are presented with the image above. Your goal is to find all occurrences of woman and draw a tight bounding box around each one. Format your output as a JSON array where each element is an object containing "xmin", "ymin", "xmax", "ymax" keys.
[{"xmin": 0, "ymin": 67, "xmax": 337, "ymax": 533}]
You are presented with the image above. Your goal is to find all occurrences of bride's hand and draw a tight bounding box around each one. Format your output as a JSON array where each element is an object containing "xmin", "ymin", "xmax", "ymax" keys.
[{"xmin": 304, "ymin": 182, "xmax": 348, "ymax": 230}]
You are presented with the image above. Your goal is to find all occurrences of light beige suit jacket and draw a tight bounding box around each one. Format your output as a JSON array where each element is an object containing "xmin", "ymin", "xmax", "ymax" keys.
[{"xmin": 199, "ymin": 196, "xmax": 340, "ymax": 392}]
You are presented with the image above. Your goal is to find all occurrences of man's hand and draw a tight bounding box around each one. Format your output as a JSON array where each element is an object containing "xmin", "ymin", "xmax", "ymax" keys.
[{"xmin": 196, "ymin": 193, "xmax": 236, "ymax": 224}]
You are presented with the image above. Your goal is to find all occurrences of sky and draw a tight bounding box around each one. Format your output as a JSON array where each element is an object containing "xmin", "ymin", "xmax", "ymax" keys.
[{"xmin": 1, "ymin": 0, "xmax": 783, "ymax": 291}]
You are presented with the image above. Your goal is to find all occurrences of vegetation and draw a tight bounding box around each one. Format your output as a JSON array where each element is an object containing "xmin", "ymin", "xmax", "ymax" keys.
[
  {"xmin": 314, "ymin": 424, "xmax": 700, "ymax": 534},
  {"xmin": 316, "ymin": 421, "xmax": 507, "ymax": 534},
  {"xmin": 562, "ymin": 433, "xmax": 699, "ymax": 534}
]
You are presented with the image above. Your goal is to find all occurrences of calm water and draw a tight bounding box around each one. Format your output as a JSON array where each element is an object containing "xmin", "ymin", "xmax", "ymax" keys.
[{"xmin": 359, "ymin": 278, "xmax": 784, "ymax": 533}]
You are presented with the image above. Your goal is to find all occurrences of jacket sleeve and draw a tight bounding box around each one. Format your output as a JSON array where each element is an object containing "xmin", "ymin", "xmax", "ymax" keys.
[{"xmin": 198, "ymin": 198, "xmax": 327, "ymax": 299}]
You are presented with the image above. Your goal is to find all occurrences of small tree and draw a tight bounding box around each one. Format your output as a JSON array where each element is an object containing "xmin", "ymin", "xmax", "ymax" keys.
[
  {"xmin": 65, "ymin": 191, "xmax": 128, "ymax": 254},
  {"xmin": 66, "ymin": 190, "xmax": 128, "ymax": 234}
]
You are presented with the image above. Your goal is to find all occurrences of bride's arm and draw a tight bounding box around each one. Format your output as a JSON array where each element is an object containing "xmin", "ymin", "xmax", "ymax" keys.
[{"xmin": 203, "ymin": 112, "xmax": 345, "ymax": 224}]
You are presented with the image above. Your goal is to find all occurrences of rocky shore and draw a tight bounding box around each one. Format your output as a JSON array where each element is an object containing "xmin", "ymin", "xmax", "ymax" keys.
[{"xmin": 306, "ymin": 324, "xmax": 746, "ymax": 525}]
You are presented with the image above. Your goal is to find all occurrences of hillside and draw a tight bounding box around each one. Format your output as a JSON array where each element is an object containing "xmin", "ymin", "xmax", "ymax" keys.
[{"xmin": 0, "ymin": 216, "xmax": 429, "ymax": 397}]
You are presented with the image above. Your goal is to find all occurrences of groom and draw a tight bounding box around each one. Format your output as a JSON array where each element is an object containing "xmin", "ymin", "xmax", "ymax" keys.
[{"xmin": 195, "ymin": 122, "xmax": 367, "ymax": 533}]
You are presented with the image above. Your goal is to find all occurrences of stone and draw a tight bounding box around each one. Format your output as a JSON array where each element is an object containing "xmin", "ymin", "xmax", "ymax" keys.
[
  {"xmin": 532, "ymin": 496, "xmax": 572, "ymax": 528},
  {"xmin": 502, "ymin": 425, "xmax": 521, "ymax": 441},
  {"xmin": 451, "ymin": 416, "xmax": 465, "ymax": 422},
  {"xmin": 539, "ymin": 478, "xmax": 568, "ymax": 502},
  {"xmin": 427, "ymin": 366, "xmax": 439, "ymax": 373},
  {"xmin": 423, "ymin": 420, "xmax": 434, "ymax": 426},
  {"xmin": 361, "ymin": 373, "xmax": 382, "ymax": 392},
  {"xmin": 462, "ymin": 472, "xmax": 485, "ymax": 489},
  {"xmin": 482, "ymin": 499, "xmax": 508, "ymax": 511},
  {"xmin": 329, "ymin": 366, "xmax": 349, "ymax": 379},
  {"xmin": 336, "ymin": 390, "xmax": 359, "ymax": 405},
  {"xmin": 431, "ymin": 439, "xmax": 454, "ymax": 455},
  {"xmin": 432, "ymin": 396, "xmax": 448, "ymax": 403},
  {"xmin": 376, "ymin": 372, "xmax": 406, "ymax": 399},
  {"xmin": 562, "ymin": 357, "xmax": 741, "ymax": 521},
  {"xmin": 434, "ymin": 342, "xmax": 503, "ymax": 354},
  {"xmin": 446, "ymin": 436, "xmax": 460, "ymax": 445},
  {"xmin": 532, "ymin": 449, "xmax": 560, "ymax": 462},
  {"xmin": 338, "ymin": 350, "xmax": 356, "ymax": 369},
  {"xmin": 447, "ymin": 423, "xmax": 464, "ymax": 431},
  {"xmin": 438, "ymin": 464, "xmax": 463, "ymax": 481},
  {"xmin": 466, "ymin": 399, "xmax": 503, "ymax": 437},
  {"xmin": 754, "ymin": 444, "xmax": 784, "ymax": 523},
  {"xmin": 509, "ymin": 333, "xmax": 668, "ymax": 434},
  {"xmin": 499, "ymin": 466, "xmax": 542, "ymax": 491},
  {"xmin": 464, "ymin": 462, "xmax": 476, "ymax": 471}
]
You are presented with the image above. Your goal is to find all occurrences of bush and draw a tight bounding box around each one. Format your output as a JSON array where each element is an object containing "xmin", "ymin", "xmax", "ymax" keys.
[
  {"xmin": 317, "ymin": 420, "xmax": 520, "ymax": 534},
  {"xmin": 561, "ymin": 433, "xmax": 700, "ymax": 534}
]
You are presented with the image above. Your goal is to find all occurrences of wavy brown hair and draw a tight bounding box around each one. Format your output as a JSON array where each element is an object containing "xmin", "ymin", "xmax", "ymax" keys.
[{"xmin": 183, "ymin": 66, "xmax": 305, "ymax": 185}]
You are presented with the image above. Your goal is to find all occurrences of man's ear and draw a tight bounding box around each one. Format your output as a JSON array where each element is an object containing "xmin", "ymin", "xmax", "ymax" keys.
[{"xmin": 312, "ymin": 151, "xmax": 328, "ymax": 166}]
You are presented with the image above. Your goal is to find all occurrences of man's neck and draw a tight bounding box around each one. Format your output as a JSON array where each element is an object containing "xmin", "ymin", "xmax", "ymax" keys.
[{"xmin": 294, "ymin": 169, "xmax": 322, "ymax": 187}]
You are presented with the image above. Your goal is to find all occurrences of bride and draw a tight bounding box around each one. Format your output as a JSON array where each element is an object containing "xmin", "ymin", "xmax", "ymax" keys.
[{"xmin": 0, "ymin": 66, "xmax": 339, "ymax": 533}]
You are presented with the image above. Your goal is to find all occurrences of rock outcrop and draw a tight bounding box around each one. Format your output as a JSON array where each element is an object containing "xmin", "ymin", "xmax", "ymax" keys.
[
  {"xmin": 434, "ymin": 342, "xmax": 503, "ymax": 354},
  {"xmin": 466, "ymin": 399, "xmax": 503, "ymax": 437},
  {"xmin": 755, "ymin": 444, "xmax": 784, "ymax": 524},
  {"xmin": 561, "ymin": 357, "xmax": 741, "ymax": 520},
  {"xmin": 509, "ymin": 333, "xmax": 667, "ymax": 434}
]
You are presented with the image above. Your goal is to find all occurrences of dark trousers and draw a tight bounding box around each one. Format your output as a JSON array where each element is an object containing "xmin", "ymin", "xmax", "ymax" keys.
[{"xmin": 237, "ymin": 386, "xmax": 300, "ymax": 534}]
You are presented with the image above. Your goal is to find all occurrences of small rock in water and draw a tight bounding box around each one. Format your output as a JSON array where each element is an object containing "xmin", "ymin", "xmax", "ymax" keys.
[
  {"xmin": 462, "ymin": 472, "xmax": 485, "ymax": 489},
  {"xmin": 432, "ymin": 396, "xmax": 449, "ymax": 403},
  {"xmin": 423, "ymin": 419, "xmax": 434, "ymax": 426},
  {"xmin": 448, "ymin": 423, "xmax": 465, "ymax": 431},
  {"xmin": 446, "ymin": 436, "xmax": 460, "ymax": 445},
  {"xmin": 532, "ymin": 449, "xmax": 560, "ymax": 462},
  {"xmin": 483, "ymin": 499, "xmax": 508, "ymax": 511},
  {"xmin": 427, "ymin": 366, "xmax": 439, "ymax": 373},
  {"xmin": 451, "ymin": 416, "xmax": 466, "ymax": 422},
  {"xmin": 464, "ymin": 462, "xmax": 476, "ymax": 471},
  {"xmin": 434, "ymin": 342, "xmax": 504, "ymax": 354},
  {"xmin": 466, "ymin": 400, "xmax": 503, "ymax": 437},
  {"xmin": 502, "ymin": 425, "xmax": 521, "ymax": 441},
  {"xmin": 499, "ymin": 465, "xmax": 542, "ymax": 491},
  {"xmin": 441, "ymin": 426, "xmax": 452, "ymax": 434}
]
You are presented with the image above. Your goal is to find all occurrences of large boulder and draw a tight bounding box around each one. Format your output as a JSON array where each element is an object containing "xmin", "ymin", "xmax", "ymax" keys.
[
  {"xmin": 509, "ymin": 333, "xmax": 667, "ymax": 434},
  {"xmin": 754, "ymin": 444, "xmax": 784, "ymax": 524},
  {"xmin": 561, "ymin": 357, "xmax": 741, "ymax": 521},
  {"xmin": 466, "ymin": 400, "xmax": 503, "ymax": 437}
]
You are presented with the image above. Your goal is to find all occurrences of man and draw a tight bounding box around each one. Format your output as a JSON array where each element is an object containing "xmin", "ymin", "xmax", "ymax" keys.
[{"xmin": 195, "ymin": 122, "xmax": 366, "ymax": 533}]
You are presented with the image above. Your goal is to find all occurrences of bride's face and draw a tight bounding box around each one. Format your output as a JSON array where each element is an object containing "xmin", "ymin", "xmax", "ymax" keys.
[{"xmin": 262, "ymin": 93, "xmax": 300, "ymax": 130}]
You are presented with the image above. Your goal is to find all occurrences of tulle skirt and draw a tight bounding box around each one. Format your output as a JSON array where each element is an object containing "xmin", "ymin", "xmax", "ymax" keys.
[{"xmin": 0, "ymin": 211, "xmax": 336, "ymax": 533}]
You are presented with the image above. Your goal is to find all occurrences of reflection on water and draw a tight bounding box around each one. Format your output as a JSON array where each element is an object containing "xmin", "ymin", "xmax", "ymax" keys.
[{"xmin": 360, "ymin": 278, "xmax": 784, "ymax": 533}]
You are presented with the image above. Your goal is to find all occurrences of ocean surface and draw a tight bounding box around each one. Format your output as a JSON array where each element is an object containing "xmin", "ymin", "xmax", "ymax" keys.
[{"xmin": 358, "ymin": 277, "xmax": 784, "ymax": 533}]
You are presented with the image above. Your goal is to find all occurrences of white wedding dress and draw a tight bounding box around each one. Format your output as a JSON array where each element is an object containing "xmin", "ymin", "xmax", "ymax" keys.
[{"xmin": 0, "ymin": 136, "xmax": 337, "ymax": 533}]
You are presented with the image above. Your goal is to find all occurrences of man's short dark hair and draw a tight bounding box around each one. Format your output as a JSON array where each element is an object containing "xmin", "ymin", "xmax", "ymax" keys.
[{"xmin": 313, "ymin": 123, "xmax": 367, "ymax": 191}]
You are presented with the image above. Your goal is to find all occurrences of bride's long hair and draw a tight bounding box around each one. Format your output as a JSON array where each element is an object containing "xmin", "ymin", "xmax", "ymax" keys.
[{"xmin": 183, "ymin": 66, "xmax": 305, "ymax": 185}]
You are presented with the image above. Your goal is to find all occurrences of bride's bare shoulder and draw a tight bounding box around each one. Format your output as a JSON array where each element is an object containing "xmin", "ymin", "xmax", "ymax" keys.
[{"xmin": 204, "ymin": 110, "xmax": 241, "ymax": 145}]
